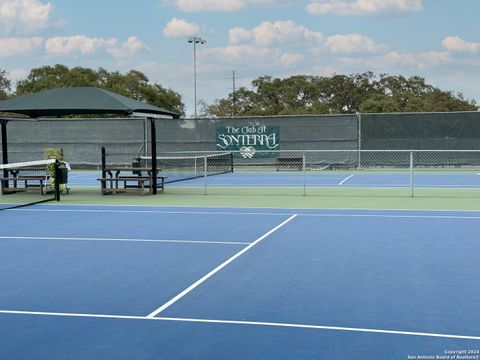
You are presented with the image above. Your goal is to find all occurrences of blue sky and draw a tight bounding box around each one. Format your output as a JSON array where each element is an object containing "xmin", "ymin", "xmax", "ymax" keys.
[{"xmin": 0, "ymin": 0, "xmax": 479, "ymax": 116}]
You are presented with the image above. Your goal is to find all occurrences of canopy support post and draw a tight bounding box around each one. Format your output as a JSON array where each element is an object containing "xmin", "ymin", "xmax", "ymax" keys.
[
  {"xmin": 1, "ymin": 119, "xmax": 8, "ymax": 190},
  {"xmin": 149, "ymin": 117, "xmax": 158, "ymax": 195},
  {"xmin": 1, "ymin": 119, "xmax": 7, "ymax": 165}
]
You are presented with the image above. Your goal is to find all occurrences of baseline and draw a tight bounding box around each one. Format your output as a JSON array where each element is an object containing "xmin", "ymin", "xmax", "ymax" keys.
[{"xmin": 0, "ymin": 310, "xmax": 478, "ymax": 341}]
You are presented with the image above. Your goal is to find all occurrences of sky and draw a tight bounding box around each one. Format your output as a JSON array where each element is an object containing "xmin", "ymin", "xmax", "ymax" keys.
[{"xmin": 0, "ymin": 0, "xmax": 479, "ymax": 116}]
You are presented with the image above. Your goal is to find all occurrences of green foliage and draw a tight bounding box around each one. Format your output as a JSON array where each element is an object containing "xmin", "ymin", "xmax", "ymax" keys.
[
  {"xmin": 0, "ymin": 69, "xmax": 12, "ymax": 100},
  {"xmin": 44, "ymin": 148, "xmax": 66, "ymax": 192},
  {"xmin": 16, "ymin": 65, "xmax": 185, "ymax": 116},
  {"xmin": 44, "ymin": 148, "xmax": 65, "ymax": 161},
  {"xmin": 202, "ymin": 72, "xmax": 478, "ymax": 117}
]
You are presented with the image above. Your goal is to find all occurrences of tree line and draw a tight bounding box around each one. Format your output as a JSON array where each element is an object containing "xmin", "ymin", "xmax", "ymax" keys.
[
  {"xmin": 0, "ymin": 66, "xmax": 477, "ymax": 117},
  {"xmin": 202, "ymin": 72, "xmax": 478, "ymax": 116},
  {"xmin": 0, "ymin": 65, "xmax": 185, "ymax": 116}
]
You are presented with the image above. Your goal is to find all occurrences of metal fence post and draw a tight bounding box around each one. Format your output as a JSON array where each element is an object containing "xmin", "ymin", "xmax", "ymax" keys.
[
  {"xmin": 204, "ymin": 155, "xmax": 208, "ymax": 195},
  {"xmin": 357, "ymin": 112, "xmax": 362, "ymax": 169},
  {"xmin": 409, "ymin": 151, "xmax": 414, "ymax": 197},
  {"xmin": 302, "ymin": 151, "xmax": 306, "ymax": 196}
]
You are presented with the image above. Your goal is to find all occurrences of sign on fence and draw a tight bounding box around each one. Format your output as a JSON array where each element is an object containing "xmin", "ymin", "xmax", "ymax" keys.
[{"xmin": 216, "ymin": 125, "xmax": 279, "ymax": 158}]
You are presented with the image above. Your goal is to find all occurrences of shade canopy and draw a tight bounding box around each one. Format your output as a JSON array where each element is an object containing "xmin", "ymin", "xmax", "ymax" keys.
[{"xmin": 0, "ymin": 87, "xmax": 179, "ymax": 118}]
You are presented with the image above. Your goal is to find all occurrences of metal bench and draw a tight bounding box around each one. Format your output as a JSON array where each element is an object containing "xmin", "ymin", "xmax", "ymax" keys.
[{"xmin": 276, "ymin": 157, "xmax": 303, "ymax": 171}]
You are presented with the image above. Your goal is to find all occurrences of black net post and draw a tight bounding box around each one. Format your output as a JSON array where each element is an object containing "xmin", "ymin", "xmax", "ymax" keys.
[
  {"xmin": 149, "ymin": 118, "xmax": 158, "ymax": 195},
  {"xmin": 54, "ymin": 160, "xmax": 61, "ymax": 201}
]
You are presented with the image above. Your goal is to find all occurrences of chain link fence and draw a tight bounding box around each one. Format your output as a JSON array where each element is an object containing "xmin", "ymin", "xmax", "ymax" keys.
[{"xmin": 160, "ymin": 150, "xmax": 480, "ymax": 197}]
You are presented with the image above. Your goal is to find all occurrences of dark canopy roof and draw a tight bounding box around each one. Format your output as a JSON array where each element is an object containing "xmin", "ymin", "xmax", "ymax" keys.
[{"xmin": 0, "ymin": 87, "xmax": 179, "ymax": 118}]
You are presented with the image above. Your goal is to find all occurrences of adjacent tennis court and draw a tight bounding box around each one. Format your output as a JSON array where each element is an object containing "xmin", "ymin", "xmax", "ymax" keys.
[
  {"xmin": 0, "ymin": 205, "xmax": 478, "ymax": 359},
  {"xmin": 66, "ymin": 169, "xmax": 480, "ymax": 188}
]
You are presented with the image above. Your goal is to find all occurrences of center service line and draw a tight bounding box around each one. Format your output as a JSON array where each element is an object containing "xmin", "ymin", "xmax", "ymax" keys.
[
  {"xmin": 338, "ymin": 174, "xmax": 354, "ymax": 186},
  {"xmin": 146, "ymin": 214, "xmax": 298, "ymax": 318}
]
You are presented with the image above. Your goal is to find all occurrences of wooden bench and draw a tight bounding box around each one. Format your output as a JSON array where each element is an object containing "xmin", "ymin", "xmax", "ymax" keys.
[
  {"xmin": 276, "ymin": 157, "xmax": 303, "ymax": 171},
  {"xmin": 1, "ymin": 175, "xmax": 50, "ymax": 195},
  {"xmin": 97, "ymin": 176, "xmax": 165, "ymax": 195}
]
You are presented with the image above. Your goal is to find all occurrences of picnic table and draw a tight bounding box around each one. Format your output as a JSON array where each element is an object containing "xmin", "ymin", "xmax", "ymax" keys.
[{"xmin": 97, "ymin": 167, "xmax": 165, "ymax": 195}]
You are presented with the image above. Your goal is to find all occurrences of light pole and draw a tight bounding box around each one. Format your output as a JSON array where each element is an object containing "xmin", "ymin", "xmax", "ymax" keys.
[{"xmin": 188, "ymin": 36, "xmax": 206, "ymax": 118}]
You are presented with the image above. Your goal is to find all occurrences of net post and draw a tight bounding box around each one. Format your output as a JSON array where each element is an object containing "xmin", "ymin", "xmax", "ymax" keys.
[
  {"xmin": 204, "ymin": 155, "xmax": 208, "ymax": 195},
  {"xmin": 302, "ymin": 151, "xmax": 306, "ymax": 196},
  {"xmin": 409, "ymin": 151, "xmax": 414, "ymax": 197},
  {"xmin": 54, "ymin": 159, "xmax": 61, "ymax": 201},
  {"xmin": 230, "ymin": 152, "xmax": 234, "ymax": 173}
]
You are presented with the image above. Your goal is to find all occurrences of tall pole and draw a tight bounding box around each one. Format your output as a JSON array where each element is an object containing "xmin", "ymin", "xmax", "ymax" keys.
[
  {"xmin": 188, "ymin": 36, "xmax": 206, "ymax": 118},
  {"xmin": 232, "ymin": 70, "xmax": 236, "ymax": 117}
]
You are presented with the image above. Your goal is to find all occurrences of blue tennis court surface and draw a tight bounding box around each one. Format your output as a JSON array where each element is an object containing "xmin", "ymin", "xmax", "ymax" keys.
[
  {"xmin": 67, "ymin": 170, "xmax": 480, "ymax": 188},
  {"xmin": 0, "ymin": 205, "xmax": 479, "ymax": 359}
]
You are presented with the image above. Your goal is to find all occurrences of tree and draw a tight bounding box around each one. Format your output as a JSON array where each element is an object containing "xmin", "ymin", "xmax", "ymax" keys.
[
  {"xmin": 16, "ymin": 65, "xmax": 185, "ymax": 115},
  {"xmin": 0, "ymin": 69, "xmax": 12, "ymax": 100},
  {"xmin": 422, "ymin": 90, "xmax": 477, "ymax": 112},
  {"xmin": 203, "ymin": 72, "xmax": 478, "ymax": 116}
]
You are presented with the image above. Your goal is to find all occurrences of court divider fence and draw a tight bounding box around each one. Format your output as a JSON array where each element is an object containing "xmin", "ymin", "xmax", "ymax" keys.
[{"xmin": 160, "ymin": 150, "xmax": 480, "ymax": 197}]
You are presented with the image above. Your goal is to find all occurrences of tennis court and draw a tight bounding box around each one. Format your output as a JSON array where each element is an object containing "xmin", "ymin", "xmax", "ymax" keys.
[
  {"xmin": 0, "ymin": 204, "xmax": 479, "ymax": 359},
  {"xmin": 66, "ymin": 169, "xmax": 480, "ymax": 188}
]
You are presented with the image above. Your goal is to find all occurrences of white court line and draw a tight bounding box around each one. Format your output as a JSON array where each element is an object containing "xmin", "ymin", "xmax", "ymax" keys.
[
  {"xmin": 338, "ymin": 174, "xmax": 354, "ymax": 186},
  {"xmin": 11, "ymin": 207, "xmax": 480, "ymax": 220},
  {"xmin": 300, "ymin": 213, "xmax": 480, "ymax": 220},
  {"xmin": 11, "ymin": 208, "xmax": 288, "ymax": 216},
  {"xmin": 68, "ymin": 173, "xmax": 98, "ymax": 178},
  {"xmin": 0, "ymin": 310, "xmax": 478, "ymax": 341},
  {"xmin": 205, "ymin": 177, "xmax": 347, "ymax": 181},
  {"xmin": 0, "ymin": 236, "xmax": 249, "ymax": 246},
  {"xmin": 146, "ymin": 214, "xmax": 298, "ymax": 318}
]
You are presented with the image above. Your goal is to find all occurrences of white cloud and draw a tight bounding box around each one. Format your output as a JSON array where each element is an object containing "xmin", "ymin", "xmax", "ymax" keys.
[
  {"xmin": 8, "ymin": 68, "xmax": 28, "ymax": 81},
  {"xmin": 323, "ymin": 33, "xmax": 388, "ymax": 53},
  {"xmin": 0, "ymin": 0, "xmax": 53, "ymax": 34},
  {"xmin": 340, "ymin": 50, "xmax": 451, "ymax": 69},
  {"xmin": 163, "ymin": 18, "xmax": 200, "ymax": 38},
  {"xmin": 229, "ymin": 20, "xmax": 323, "ymax": 45},
  {"xmin": 107, "ymin": 36, "xmax": 148, "ymax": 59},
  {"xmin": 44, "ymin": 35, "xmax": 147, "ymax": 59},
  {"xmin": 230, "ymin": 21, "xmax": 384, "ymax": 55},
  {"xmin": 442, "ymin": 36, "xmax": 480, "ymax": 53},
  {"xmin": 278, "ymin": 53, "xmax": 304, "ymax": 67},
  {"xmin": 170, "ymin": 0, "xmax": 298, "ymax": 12},
  {"xmin": 201, "ymin": 44, "xmax": 279, "ymax": 63},
  {"xmin": 173, "ymin": 0, "xmax": 245, "ymax": 12},
  {"xmin": 0, "ymin": 37, "xmax": 43, "ymax": 58},
  {"xmin": 45, "ymin": 35, "xmax": 117, "ymax": 56},
  {"xmin": 306, "ymin": 0, "xmax": 422, "ymax": 16}
]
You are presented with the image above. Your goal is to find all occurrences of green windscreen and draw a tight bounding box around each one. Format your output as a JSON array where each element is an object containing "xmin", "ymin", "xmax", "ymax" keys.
[{"xmin": 361, "ymin": 111, "xmax": 480, "ymax": 150}]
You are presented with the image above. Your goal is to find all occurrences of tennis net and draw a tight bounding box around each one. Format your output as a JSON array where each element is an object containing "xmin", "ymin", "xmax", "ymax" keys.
[
  {"xmin": 0, "ymin": 159, "xmax": 60, "ymax": 211},
  {"xmin": 138, "ymin": 152, "xmax": 234, "ymax": 183}
]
